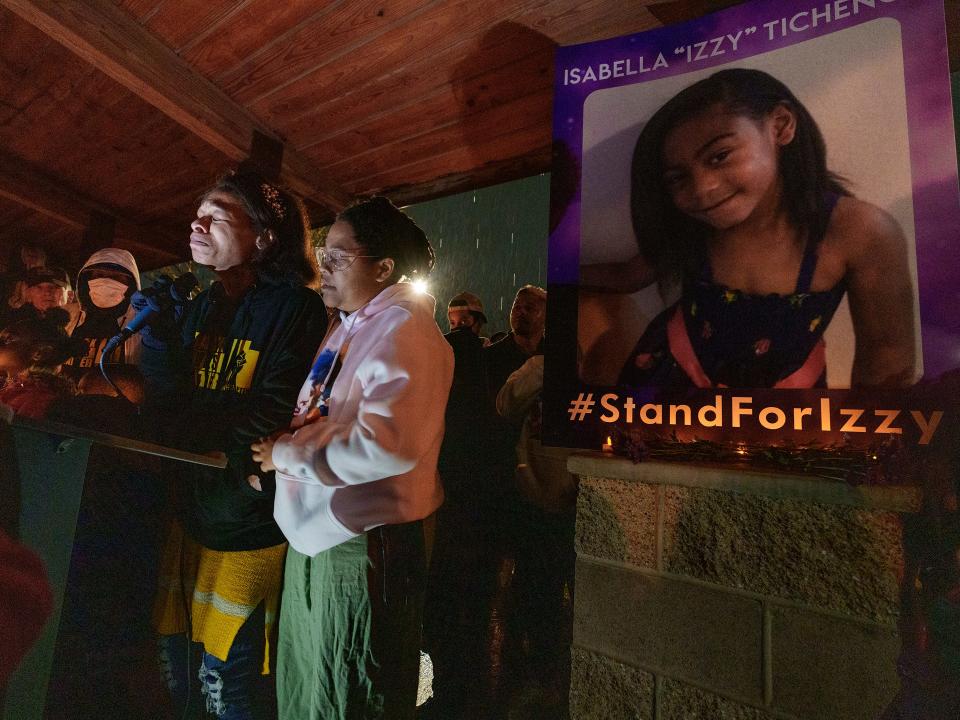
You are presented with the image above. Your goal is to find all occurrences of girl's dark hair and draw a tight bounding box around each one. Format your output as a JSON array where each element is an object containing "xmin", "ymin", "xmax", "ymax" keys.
[
  {"xmin": 337, "ymin": 197, "xmax": 435, "ymax": 281},
  {"xmin": 631, "ymin": 68, "xmax": 848, "ymax": 282},
  {"xmin": 202, "ymin": 171, "xmax": 317, "ymax": 286}
]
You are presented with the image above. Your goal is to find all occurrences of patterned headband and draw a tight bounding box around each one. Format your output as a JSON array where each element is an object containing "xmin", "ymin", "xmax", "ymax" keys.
[{"xmin": 260, "ymin": 182, "xmax": 286, "ymax": 222}]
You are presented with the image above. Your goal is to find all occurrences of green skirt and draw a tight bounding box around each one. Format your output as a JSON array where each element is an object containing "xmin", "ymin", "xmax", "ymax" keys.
[{"xmin": 277, "ymin": 522, "xmax": 426, "ymax": 720}]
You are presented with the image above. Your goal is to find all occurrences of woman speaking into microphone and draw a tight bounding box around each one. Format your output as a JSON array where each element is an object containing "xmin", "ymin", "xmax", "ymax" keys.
[{"xmin": 141, "ymin": 170, "xmax": 327, "ymax": 719}]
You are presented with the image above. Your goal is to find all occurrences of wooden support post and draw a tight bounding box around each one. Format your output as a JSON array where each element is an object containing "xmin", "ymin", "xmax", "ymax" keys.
[
  {"xmin": 238, "ymin": 130, "xmax": 285, "ymax": 183},
  {"xmin": 81, "ymin": 210, "xmax": 115, "ymax": 251}
]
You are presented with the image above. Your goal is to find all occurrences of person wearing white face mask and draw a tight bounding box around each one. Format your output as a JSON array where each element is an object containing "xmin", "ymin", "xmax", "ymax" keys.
[
  {"xmin": 87, "ymin": 276, "xmax": 129, "ymax": 308},
  {"xmin": 63, "ymin": 248, "xmax": 142, "ymax": 380}
]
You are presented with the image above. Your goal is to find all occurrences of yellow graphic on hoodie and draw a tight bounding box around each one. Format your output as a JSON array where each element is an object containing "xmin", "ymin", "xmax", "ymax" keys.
[{"xmin": 193, "ymin": 333, "xmax": 260, "ymax": 392}]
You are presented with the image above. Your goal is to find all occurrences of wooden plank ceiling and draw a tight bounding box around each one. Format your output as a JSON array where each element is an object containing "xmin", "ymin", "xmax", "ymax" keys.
[{"xmin": 0, "ymin": 0, "xmax": 956, "ymax": 271}]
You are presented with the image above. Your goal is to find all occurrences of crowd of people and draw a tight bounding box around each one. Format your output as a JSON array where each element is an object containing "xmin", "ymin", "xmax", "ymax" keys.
[{"xmin": 0, "ymin": 170, "xmax": 571, "ymax": 720}]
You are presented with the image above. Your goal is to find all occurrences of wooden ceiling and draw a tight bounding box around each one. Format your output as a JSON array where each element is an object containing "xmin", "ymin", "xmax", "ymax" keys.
[{"xmin": 0, "ymin": 0, "xmax": 956, "ymax": 271}]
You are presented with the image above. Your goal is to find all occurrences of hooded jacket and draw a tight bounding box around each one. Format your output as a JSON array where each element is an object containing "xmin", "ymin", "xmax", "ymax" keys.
[
  {"xmin": 272, "ymin": 282, "xmax": 454, "ymax": 557},
  {"xmin": 139, "ymin": 279, "xmax": 328, "ymax": 551},
  {"xmin": 64, "ymin": 248, "xmax": 142, "ymax": 373}
]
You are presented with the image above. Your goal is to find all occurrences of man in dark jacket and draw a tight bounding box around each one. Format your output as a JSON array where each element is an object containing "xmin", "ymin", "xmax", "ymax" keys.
[
  {"xmin": 423, "ymin": 291, "xmax": 490, "ymax": 718},
  {"xmin": 438, "ymin": 291, "xmax": 488, "ymax": 501},
  {"xmin": 422, "ymin": 286, "xmax": 546, "ymax": 719},
  {"xmin": 484, "ymin": 285, "xmax": 546, "ymax": 499},
  {"xmin": 446, "ymin": 290, "xmax": 489, "ymax": 343}
]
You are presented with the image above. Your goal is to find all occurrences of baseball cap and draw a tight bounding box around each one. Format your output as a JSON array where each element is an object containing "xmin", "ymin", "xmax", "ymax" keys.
[
  {"xmin": 448, "ymin": 291, "xmax": 487, "ymax": 324},
  {"xmin": 24, "ymin": 266, "xmax": 71, "ymax": 290}
]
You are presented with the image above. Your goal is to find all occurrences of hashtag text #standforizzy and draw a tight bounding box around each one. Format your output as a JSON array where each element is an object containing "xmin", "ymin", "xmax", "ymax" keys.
[{"xmin": 567, "ymin": 393, "xmax": 944, "ymax": 445}]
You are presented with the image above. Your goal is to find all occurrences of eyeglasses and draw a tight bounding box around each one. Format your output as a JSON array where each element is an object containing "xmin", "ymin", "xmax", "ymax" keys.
[{"xmin": 316, "ymin": 248, "xmax": 378, "ymax": 272}]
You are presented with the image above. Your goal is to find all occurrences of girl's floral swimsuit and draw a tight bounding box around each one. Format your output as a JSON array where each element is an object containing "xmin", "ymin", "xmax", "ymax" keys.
[{"xmin": 619, "ymin": 194, "xmax": 846, "ymax": 389}]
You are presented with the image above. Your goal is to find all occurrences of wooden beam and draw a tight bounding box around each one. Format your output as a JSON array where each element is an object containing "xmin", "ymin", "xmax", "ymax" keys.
[
  {"xmin": 0, "ymin": 150, "xmax": 183, "ymax": 266},
  {"xmin": 0, "ymin": 0, "xmax": 350, "ymax": 211},
  {"xmin": 381, "ymin": 142, "xmax": 553, "ymax": 208}
]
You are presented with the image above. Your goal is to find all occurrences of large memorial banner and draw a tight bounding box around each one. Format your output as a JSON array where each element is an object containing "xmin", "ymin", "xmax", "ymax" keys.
[{"xmin": 543, "ymin": 0, "xmax": 960, "ymax": 454}]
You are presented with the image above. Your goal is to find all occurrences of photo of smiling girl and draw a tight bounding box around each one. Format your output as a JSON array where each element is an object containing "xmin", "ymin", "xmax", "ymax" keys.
[{"xmin": 585, "ymin": 68, "xmax": 917, "ymax": 390}]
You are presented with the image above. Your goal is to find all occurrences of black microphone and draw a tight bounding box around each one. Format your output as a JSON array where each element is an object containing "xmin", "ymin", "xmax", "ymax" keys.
[{"xmin": 103, "ymin": 272, "xmax": 198, "ymax": 354}]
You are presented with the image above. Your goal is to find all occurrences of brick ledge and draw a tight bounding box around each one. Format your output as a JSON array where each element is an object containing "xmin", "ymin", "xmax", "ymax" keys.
[{"xmin": 568, "ymin": 452, "xmax": 920, "ymax": 512}]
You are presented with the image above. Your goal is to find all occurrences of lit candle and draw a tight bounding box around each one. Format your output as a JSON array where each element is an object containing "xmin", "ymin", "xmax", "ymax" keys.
[{"xmin": 602, "ymin": 436, "xmax": 614, "ymax": 453}]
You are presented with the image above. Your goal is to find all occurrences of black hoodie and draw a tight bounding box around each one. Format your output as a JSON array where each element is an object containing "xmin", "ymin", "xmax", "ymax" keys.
[{"xmin": 140, "ymin": 279, "xmax": 328, "ymax": 551}]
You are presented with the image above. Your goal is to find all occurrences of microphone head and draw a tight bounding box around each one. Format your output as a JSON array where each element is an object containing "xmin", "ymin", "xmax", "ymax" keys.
[{"xmin": 170, "ymin": 272, "xmax": 199, "ymax": 303}]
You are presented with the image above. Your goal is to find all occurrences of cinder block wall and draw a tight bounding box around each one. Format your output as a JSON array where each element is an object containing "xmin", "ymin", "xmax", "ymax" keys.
[{"xmin": 568, "ymin": 455, "xmax": 919, "ymax": 720}]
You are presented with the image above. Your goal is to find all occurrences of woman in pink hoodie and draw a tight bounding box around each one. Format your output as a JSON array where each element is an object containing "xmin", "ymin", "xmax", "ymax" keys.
[{"xmin": 251, "ymin": 197, "xmax": 453, "ymax": 720}]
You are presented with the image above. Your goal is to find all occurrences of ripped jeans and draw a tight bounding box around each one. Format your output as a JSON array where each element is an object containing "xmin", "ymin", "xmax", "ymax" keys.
[{"xmin": 157, "ymin": 603, "xmax": 274, "ymax": 720}]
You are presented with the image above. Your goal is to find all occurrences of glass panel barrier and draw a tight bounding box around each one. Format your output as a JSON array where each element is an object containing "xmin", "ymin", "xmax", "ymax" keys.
[{"xmin": 1, "ymin": 415, "xmax": 225, "ymax": 720}]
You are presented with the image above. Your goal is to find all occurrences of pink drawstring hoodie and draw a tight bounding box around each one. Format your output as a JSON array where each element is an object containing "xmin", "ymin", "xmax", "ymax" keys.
[{"xmin": 272, "ymin": 282, "xmax": 453, "ymax": 557}]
